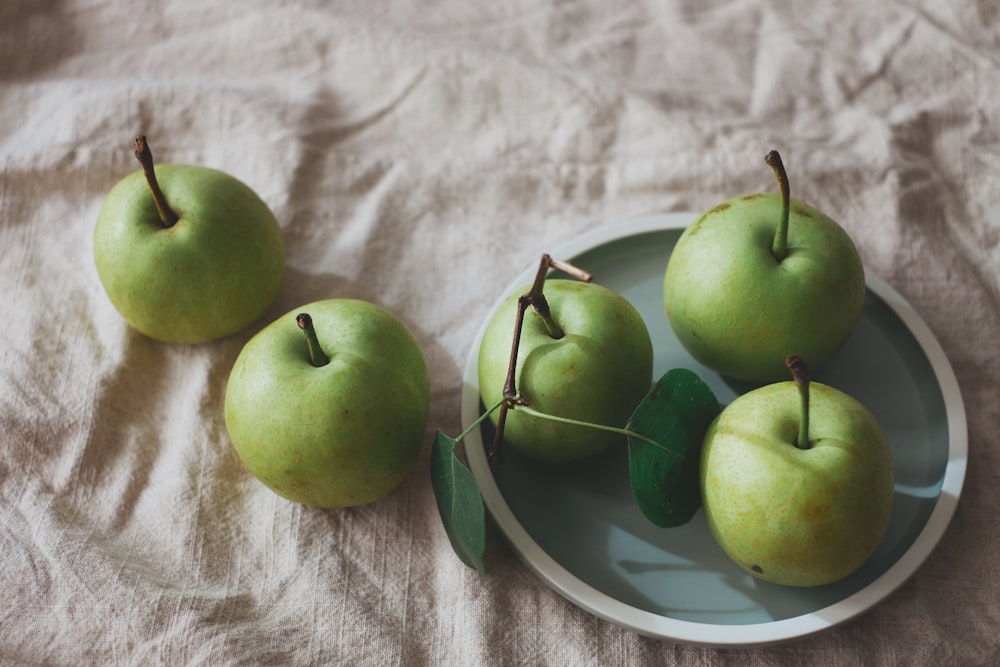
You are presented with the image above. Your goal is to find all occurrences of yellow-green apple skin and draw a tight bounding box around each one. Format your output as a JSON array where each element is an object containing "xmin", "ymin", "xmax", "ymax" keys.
[
  {"xmin": 478, "ymin": 280, "xmax": 653, "ymax": 464},
  {"xmin": 663, "ymin": 194, "xmax": 865, "ymax": 383},
  {"xmin": 94, "ymin": 164, "xmax": 285, "ymax": 343},
  {"xmin": 224, "ymin": 299, "xmax": 430, "ymax": 507},
  {"xmin": 700, "ymin": 381, "xmax": 894, "ymax": 587}
]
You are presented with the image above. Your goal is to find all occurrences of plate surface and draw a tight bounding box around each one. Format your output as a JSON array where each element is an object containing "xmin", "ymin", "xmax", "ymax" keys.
[{"xmin": 460, "ymin": 213, "xmax": 967, "ymax": 647}]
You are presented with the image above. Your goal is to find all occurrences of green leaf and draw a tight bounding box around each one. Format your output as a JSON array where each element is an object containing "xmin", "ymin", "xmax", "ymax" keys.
[
  {"xmin": 430, "ymin": 430, "xmax": 486, "ymax": 574},
  {"xmin": 626, "ymin": 368, "xmax": 721, "ymax": 528}
]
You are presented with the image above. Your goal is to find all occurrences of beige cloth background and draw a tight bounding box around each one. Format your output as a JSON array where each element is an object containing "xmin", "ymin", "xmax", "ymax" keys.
[{"xmin": 2, "ymin": 1, "xmax": 998, "ymax": 664}]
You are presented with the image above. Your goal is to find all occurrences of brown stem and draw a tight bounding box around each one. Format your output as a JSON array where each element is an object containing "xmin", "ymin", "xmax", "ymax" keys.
[
  {"xmin": 297, "ymin": 313, "xmax": 330, "ymax": 367},
  {"xmin": 488, "ymin": 293, "xmax": 530, "ymax": 463},
  {"xmin": 785, "ymin": 354, "xmax": 810, "ymax": 449},
  {"xmin": 134, "ymin": 135, "xmax": 179, "ymax": 228},
  {"xmin": 489, "ymin": 403, "xmax": 509, "ymax": 465},
  {"xmin": 487, "ymin": 254, "xmax": 591, "ymax": 464},
  {"xmin": 525, "ymin": 254, "xmax": 562, "ymax": 339},
  {"xmin": 548, "ymin": 255, "xmax": 593, "ymax": 282},
  {"xmin": 766, "ymin": 150, "xmax": 790, "ymax": 262},
  {"xmin": 524, "ymin": 253, "xmax": 594, "ymax": 339}
]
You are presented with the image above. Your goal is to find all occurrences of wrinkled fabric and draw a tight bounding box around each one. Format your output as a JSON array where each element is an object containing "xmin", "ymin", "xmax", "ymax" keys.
[{"xmin": 1, "ymin": 1, "xmax": 998, "ymax": 664}]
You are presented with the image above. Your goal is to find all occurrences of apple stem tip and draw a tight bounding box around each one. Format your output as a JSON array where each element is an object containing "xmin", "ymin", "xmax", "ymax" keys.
[
  {"xmin": 526, "ymin": 253, "xmax": 589, "ymax": 340},
  {"xmin": 134, "ymin": 135, "xmax": 179, "ymax": 228},
  {"xmin": 786, "ymin": 354, "xmax": 809, "ymax": 385},
  {"xmin": 547, "ymin": 255, "xmax": 593, "ymax": 283},
  {"xmin": 766, "ymin": 149, "xmax": 790, "ymax": 262},
  {"xmin": 785, "ymin": 355, "xmax": 811, "ymax": 449},
  {"xmin": 296, "ymin": 313, "xmax": 330, "ymax": 367},
  {"xmin": 526, "ymin": 254, "xmax": 564, "ymax": 339}
]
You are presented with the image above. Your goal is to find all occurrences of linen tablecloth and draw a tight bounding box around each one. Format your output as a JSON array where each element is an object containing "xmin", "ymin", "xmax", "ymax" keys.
[{"xmin": 2, "ymin": 1, "xmax": 998, "ymax": 664}]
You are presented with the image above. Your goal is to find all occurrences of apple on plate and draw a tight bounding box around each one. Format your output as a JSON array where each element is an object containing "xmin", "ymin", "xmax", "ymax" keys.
[
  {"xmin": 94, "ymin": 136, "xmax": 285, "ymax": 343},
  {"xmin": 700, "ymin": 356, "xmax": 894, "ymax": 587},
  {"xmin": 663, "ymin": 150, "xmax": 865, "ymax": 384},
  {"xmin": 224, "ymin": 299, "xmax": 430, "ymax": 507},
  {"xmin": 478, "ymin": 256, "xmax": 653, "ymax": 464}
]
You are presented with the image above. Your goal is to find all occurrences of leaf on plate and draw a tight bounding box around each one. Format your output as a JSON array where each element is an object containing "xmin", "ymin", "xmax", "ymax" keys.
[
  {"xmin": 626, "ymin": 368, "xmax": 721, "ymax": 528},
  {"xmin": 430, "ymin": 430, "xmax": 486, "ymax": 575}
]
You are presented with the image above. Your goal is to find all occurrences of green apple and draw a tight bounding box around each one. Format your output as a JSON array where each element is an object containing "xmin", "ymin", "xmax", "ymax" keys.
[
  {"xmin": 224, "ymin": 299, "xmax": 430, "ymax": 507},
  {"xmin": 663, "ymin": 150, "xmax": 865, "ymax": 383},
  {"xmin": 700, "ymin": 356, "xmax": 894, "ymax": 587},
  {"xmin": 94, "ymin": 136, "xmax": 285, "ymax": 343},
  {"xmin": 478, "ymin": 279, "xmax": 653, "ymax": 464}
]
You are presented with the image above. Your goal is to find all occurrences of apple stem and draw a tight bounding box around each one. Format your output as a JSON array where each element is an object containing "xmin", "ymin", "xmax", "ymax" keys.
[
  {"xmin": 766, "ymin": 150, "xmax": 790, "ymax": 262},
  {"xmin": 525, "ymin": 253, "xmax": 593, "ymax": 339},
  {"xmin": 786, "ymin": 355, "xmax": 811, "ymax": 449},
  {"xmin": 296, "ymin": 313, "xmax": 330, "ymax": 368},
  {"xmin": 453, "ymin": 398, "xmax": 505, "ymax": 445},
  {"xmin": 134, "ymin": 135, "xmax": 179, "ymax": 228},
  {"xmin": 488, "ymin": 286, "xmax": 532, "ymax": 464},
  {"xmin": 516, "ymin": 405, "xmax": 684, "ymax": 459},
  {"xmin": 488, "ymin": 254, "xmax": 593, "ymax": 464}
]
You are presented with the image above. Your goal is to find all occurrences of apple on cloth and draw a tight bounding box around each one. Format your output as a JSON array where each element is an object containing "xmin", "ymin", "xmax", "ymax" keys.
[
  {"xmin": 93, "ymin": 136, "xmax": 285, "ymax": 344},
  {"xmin": 224, "ymin": 299, "xmax": 431, "ymax": 507}
]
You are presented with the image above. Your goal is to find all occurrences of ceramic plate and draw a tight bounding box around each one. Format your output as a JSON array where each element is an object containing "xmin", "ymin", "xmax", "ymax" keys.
[{"xmin": 460, "ymin": 213, "xmax": 967, "ymax": 647}]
